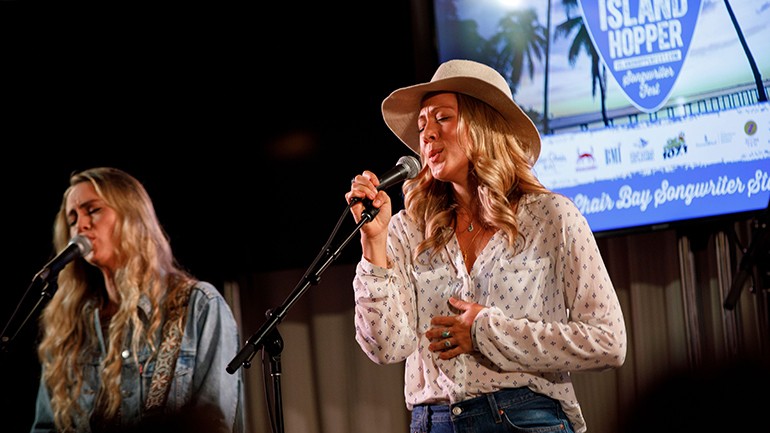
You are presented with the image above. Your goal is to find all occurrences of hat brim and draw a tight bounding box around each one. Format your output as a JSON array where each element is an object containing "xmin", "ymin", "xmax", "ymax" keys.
[{"xmin": 381, "ymin": 76, "xmax": 541, "ymax": 164}]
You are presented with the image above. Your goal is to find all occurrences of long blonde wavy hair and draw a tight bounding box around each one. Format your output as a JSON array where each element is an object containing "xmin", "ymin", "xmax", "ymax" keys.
[
  {"xmin": 404, "ymin": 93, "xmax": 550, "ymax": 260},
  {"xmin": 37, "ymin": 167, "xmax": 195, "ymax": 432}
]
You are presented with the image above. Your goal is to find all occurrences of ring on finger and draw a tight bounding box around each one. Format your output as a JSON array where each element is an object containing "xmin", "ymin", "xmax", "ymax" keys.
[
  {"xmin": 441, "ymin": 330, "xmax": 451, "ymax": 338},
  {"xmin": 444, "ymin": 340, "xmax": 452, "ymax": 348}
]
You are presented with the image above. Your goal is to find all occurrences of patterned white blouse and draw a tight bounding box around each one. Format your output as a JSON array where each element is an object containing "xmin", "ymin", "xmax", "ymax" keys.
[{"xmin": 353, "ymin": 192, "xmax": 627, "ymax": 433}]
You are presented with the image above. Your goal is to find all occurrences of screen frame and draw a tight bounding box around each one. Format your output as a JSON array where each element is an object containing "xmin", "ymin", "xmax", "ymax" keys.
[{"xmin": 425, "ymin": 0, "xmax": 770, "ymax": 238}]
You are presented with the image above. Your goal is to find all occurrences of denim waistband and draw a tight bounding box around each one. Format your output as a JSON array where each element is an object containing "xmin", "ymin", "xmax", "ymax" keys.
[{"xmin": 414, "ymin": 387, "xmax": 539, "ymax": 422}]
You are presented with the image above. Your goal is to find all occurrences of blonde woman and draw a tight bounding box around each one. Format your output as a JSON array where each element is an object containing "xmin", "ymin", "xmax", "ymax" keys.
[
  {"xmin": 346, "ymin": 60, "xmax": 627, "ymax": 433},
  {"xmin": 30, "ymin": 167, "xmax": 244, "ymax": 433}
]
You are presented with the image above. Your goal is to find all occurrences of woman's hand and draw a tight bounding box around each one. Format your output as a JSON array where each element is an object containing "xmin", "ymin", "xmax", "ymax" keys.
[
  {"xmin": 346, "ymin": 171, "xmax": 392, "ymax": 267},
  {"xmin": 426, "ymin": 297, "xmax": 485, "ymax": 360}
]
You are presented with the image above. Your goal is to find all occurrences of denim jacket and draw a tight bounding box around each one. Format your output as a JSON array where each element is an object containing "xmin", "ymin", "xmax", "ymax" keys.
[{"xmin": 30, "ymin": 281, "xmax": 245, "ymax": 433}]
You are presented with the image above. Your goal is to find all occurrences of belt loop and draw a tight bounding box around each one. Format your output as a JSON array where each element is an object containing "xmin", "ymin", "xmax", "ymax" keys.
[{"xmin": 486, "ymin": 392, "xmax": 503, "ymax": 424}]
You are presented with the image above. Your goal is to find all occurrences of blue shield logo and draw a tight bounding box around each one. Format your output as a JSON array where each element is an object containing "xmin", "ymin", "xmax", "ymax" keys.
[{"xmin": 578, "ymin": 0, "xmax": 703, "ymax": 112}]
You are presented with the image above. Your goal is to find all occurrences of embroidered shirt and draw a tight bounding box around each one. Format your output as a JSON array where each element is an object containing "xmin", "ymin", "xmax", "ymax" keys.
[{"xmin": 353, "ymin": 193, "xmax": 627, "ymax": 433}]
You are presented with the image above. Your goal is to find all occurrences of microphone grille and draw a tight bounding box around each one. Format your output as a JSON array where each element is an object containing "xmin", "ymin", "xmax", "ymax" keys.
[
  {"xmin": 70, "ymin": 235, "xmax": 93, "ymax": 256},
  {"xmin": 398, "ymin": 155, "xmax": 421, "ymax": 180}
]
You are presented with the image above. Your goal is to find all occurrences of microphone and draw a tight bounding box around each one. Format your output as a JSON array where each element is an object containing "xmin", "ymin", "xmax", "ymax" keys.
[
  {"xmin": 351, "ymin": 155, "xmax": 421, "ymax": 221},
  {"xmin": 351, "ymin": 155, "xmax": 421, "ymax": 202},
  {"xmin": 374, "ymin": 155, "xmax": 421, "ymax": 192},
  {"xmin": 33, "ymin": 235, "xmax": 93, "ymax": 284}
]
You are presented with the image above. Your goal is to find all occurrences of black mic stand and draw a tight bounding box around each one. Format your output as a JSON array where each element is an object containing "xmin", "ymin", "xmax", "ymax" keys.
[
  {"xmin": 724, "ymin": 198, "xmax": 770, "ymax": 310},
  {"xmin": 227, "ymin": 201, "xmax": 380, "ymax": 433},
  {"xmin": 260, "ymin": 316, "xmax": 284, "ymax": 433},
  {"xmin": 1, "ymin": 276, "xmax": 56, "ymax": 354},
  {"xmin": 4, "ymin": 236, "xmax": 92, "ymax": 353}
]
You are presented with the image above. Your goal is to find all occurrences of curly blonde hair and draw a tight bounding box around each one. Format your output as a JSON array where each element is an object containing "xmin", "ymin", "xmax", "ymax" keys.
[
  {"xmin": 37, "ymin": 167, "xmax": 195, "ymax": 432},
  {"xmin": 404, "ymin": 93, "xmax": 549, "ymax": 261}
]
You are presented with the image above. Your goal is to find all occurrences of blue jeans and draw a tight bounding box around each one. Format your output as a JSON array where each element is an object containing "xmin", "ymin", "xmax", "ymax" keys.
[{"xmin": 410, "ymin": 388, "xmax": 575, "ymax": 433}]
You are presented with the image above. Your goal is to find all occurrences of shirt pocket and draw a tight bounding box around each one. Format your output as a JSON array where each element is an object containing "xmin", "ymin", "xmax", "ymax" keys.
[
  {"xmin": 165, "ymin": 349, "xmax": 195, "ymax": 411},
  {"xmin": 493, "ymin": 257, "xmax": 555, "ymax": 316},
  {"xmin": 80, "ymin": 352, "xmax": 102, "ymax": 408}
]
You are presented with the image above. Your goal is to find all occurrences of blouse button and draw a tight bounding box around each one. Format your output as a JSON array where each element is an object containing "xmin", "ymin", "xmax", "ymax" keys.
[
  {"xmin": 121, "ymin": 349, "xmax": 130, "ymax": 359},
  {"xmin": 452, "ymin": 407, "xmax": 462, "ymax": 416}
]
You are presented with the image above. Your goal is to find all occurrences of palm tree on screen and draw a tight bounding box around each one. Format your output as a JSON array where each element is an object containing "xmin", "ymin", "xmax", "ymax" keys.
[
  {"xmin": 433, "ymin": 0, "xmax": 490, "ymax": 62},
  {"xmin": 486, "ymin": 8, "xmax": 546, "ymax": 98},
  {"xmin": 554, "ymin": 0, "xmax": 609, "ymax": 126}
]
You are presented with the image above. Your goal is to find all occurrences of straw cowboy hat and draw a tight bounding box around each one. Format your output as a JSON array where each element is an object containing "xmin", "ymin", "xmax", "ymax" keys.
[{"xmin": 381, "ymin": 59, "xmax": 541, "ymax": 164}]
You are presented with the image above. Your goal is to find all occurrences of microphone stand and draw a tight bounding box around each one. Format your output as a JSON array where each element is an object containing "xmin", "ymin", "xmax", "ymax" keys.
[
  {"xmin": 227, "ymin": 201, "xmax": 379, "ymax": 433},
  {"xmin": 1, "ymin": 276, "xmax": 55, "ymax": 354},
  {"xmin": 260, "ymin": 315, "xmax": 284, "ymax": 433},
  {"xmin": 724, "ymin": 199, "xmax": 770, "ymax": 310},
  {"xmin": 3, "ymin": 237, "xmax": 90, "ymax": 353}
]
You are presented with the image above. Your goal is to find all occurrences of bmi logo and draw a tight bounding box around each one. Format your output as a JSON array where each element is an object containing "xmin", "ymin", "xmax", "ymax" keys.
[
  {"xmin": 605, "ymin": 143, "xmax": 622, "ymax": 165},
  {"xmin": 578, "ymin": 0, "xmax": 703, "ymax": 112}
]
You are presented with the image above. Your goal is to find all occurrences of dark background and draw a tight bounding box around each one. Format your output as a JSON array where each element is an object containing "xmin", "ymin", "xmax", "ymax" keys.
[{"xmin": 1, "ymin": 2, "xmax": 438, "ymax": 431}]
